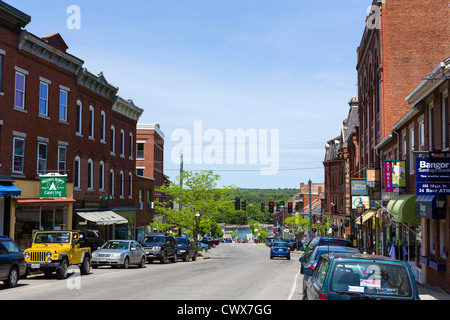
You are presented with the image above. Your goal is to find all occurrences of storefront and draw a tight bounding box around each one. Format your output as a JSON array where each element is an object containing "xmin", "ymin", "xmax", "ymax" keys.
[
  {"xmin": 0, "ymin": 176, "xmax": 22, "ymax": 236},
  {"xmin": 11, "ymin": 176, "xmax": 75, "ymax": 249},
  {"xmin": 415, "ymin": 194, "xmax": 448, "ymax": 291}
]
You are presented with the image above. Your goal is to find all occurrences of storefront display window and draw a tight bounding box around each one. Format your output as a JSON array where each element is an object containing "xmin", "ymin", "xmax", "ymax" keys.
[{"xmin": 15, "ymin": 204, "xmax": 68, "ymax": 249}]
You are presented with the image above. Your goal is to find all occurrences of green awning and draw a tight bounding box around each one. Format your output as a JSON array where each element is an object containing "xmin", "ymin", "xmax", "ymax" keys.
[{"xmin": 386, "ymin": 194, "xmax": 420, "ymax": 223}]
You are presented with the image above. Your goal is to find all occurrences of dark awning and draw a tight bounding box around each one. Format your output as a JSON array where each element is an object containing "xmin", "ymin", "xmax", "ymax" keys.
[{"xmin": 415, "ymin": 195, "xmax": 445, "ymax": 219}]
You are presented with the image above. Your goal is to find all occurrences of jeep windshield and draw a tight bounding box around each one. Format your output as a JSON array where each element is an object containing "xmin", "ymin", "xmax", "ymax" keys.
[
  {"xmin": 34, "ymin": 232, "xmax": 71, "ymax": 244},
  {"xmin": 143, "ymin": 236, "xmax": 164, "ymax": 244}
]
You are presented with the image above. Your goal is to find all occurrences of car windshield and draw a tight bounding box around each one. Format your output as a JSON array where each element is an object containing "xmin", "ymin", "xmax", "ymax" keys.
[
  {"xmin": 273, "ymin": 242, "xmax": 288, "ymax": 247},
  {"xmin": 101, "ymin": 241, "xmax": 130, "ymax": 250},
  {"xmin": 143, "ymin": 236, "xmax": 164, "ymax": 244},
  {"xmin": 34, "ymin": 232, "xmax": 71, "ymax": 244},
  {"xmin": 329, "ymin": 261, "xmax": 412, "ymax": 297},
  {"xmin": 176, "ymin": 238, "xmax": 187, "ymax": 245}
]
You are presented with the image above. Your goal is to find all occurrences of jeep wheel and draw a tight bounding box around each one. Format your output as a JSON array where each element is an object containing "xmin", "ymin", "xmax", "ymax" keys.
[
  {"xmin": 56, "ymin": 260, "xmax": 69, "ymax": 279},
  {"xmin": 81, "ymin": 257, "xmax": 91, "ymax": 275},
  {"xmin": 4, "ymin": 266, "xmax": 19, "ymax": 288},
  {"xmin": 122, "ymin": 257, "xmax": 129, "ymax": 269},
  {"xmin": 171, "ymin": 253, "xmax": 177, "ymax": 263}
]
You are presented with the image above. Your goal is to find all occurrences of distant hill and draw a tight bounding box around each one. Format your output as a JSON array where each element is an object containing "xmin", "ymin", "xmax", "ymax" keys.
[{"xmin": 233, "ymin": 188, "xmax": 299, "ymax": 205}]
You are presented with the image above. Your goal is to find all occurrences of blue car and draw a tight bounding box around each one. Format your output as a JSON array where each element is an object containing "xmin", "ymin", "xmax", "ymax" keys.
[
  {"xmin": 299, "ymin": 246, "xmax": 361, "ymax": 299},
  {"xmin": 303, "ymin": 253, "xmax": 420, "ymax": 300},
  {"xmin": 270, "ymin": 241, "xmax": 290, "ymax": 260},
  {"xmin": 0, "ymin": 236, "xmax": 27, "ymax": 288}
]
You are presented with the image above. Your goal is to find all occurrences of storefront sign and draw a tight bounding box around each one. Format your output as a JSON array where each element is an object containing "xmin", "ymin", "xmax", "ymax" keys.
[
  {"xmin": 39, "ymin": 174, "xmax": 67, "ymax": 198},
  {"xmin": 416, "ymin": 157, "xmax": 450, "ymax": 182},
  {"xmin": 351, "ymin": 179, "xmax": 368, "ymax": 196},
  {"xmin": 384, "ymin": 160, "xmax": 406, "ymax": 192},
  {"xmin": 366, "ymin": 168, "xmax": 380, "ymax": 188},
  {"xmin": 416, "ymin": 182, "xmax": 450, "ymax": 195},
  {"xmin": 351, "ymin": 196, "xmax": 370, "ymax": 209}
]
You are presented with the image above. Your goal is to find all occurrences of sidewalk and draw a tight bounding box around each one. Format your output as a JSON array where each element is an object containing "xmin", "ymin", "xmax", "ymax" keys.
[{"xmin": 417, "ymin": 283, "xmax": 450, "ymax": 300}]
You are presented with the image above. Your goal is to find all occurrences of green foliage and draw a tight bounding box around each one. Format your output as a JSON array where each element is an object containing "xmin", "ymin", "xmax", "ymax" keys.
[{"xmin": 154, "ymin": 170, "xmax": 236, "ymax": 235}]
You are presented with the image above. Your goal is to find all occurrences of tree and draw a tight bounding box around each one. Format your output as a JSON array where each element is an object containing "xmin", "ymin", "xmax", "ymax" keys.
[
  {"xmin": 154, "ymin": 170, "xmax": 236, "ymax": 237},
  {"xmin": 285, "ymin": 213, "xmax": 310, "ymax": 248}
]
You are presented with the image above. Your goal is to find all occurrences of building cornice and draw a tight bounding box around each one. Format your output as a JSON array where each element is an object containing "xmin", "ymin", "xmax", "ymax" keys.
[
  {"xmin": 137, "ymin": 123, "xmax": 165, "ymax": 140},
  {"xmin": 18, "ymin": 31, "xmax": 83, "ymax": 74},
  {"xmin": 112, "ymin": 96, "xmax": 144, "ymax": 122},
  {"xmin": 77, "ymin": 68, "xmax": 119, "ymax": 100}
]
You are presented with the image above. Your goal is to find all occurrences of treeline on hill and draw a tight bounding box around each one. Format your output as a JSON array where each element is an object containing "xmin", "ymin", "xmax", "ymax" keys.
[{"xmin": 214, "ymin": 188, "xmax": 299, "ymax": 225}]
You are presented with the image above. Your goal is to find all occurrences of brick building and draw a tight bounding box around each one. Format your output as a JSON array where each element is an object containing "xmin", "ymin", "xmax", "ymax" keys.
[
  {"xmin": 0, "ymin": 2, "xmax": 151, "ymax": 247},
  {"xmin": 352, "ymin": 0, "xmax": 449, "ymax": 292}
]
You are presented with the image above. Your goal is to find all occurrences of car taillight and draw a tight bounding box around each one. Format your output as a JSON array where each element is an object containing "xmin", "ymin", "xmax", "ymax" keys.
[
  {"xmin": 319, "ymin": 293, "xmax": 327, "ymax": 300},
  {"xmin": 271, "ymin": 247, "xmax": 274, "ymax": 251},
  {"xmin": 309, "ymin": 266, "xmax": 315, "ymax": 271},
  {"xmin": 287, "ymin": 248, "xmax": 290, "ymax": 251}
]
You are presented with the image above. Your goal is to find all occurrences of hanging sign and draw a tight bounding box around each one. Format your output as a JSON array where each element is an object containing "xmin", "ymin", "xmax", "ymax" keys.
[
  {"xmin": 39, "ymin": 174, "xmax": 67, "ymax": 198},
  {"xmin": 384, "ymin": 160, "xmax": 406, "ymax": 192},
  {"xmin": 416, "ymin": 157, "xmax": 450, "ymax": 182}
]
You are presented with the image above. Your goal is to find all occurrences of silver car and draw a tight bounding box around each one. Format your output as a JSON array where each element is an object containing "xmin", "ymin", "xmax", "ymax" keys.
[{"xmin": 91, "ymin": 240, "xmax": 146, "ymax": 269}]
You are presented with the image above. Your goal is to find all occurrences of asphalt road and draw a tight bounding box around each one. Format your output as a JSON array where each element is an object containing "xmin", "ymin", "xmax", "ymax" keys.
[{"xmin": 0, "ymin": 243, "xmax": 304, "ymax": 300}]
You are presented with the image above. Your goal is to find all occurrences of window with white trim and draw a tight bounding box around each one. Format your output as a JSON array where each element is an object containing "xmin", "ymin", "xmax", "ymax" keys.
[
  {"xmin": 12, "ymin": 137, "xmax": 25, "ymax": 173},
  {"xmin": 89, "ymin": 105, "xmax": 94, "ymax": 139},
  {"xmin": 39, "ymin": 81, "xmax": 49, "ymax": 116},
  {"xmin": 15, "ymin": 71, "xmax": 26, "ymax": 109},
  {"xmin": 76, "ymin": 100, "xmax": 82, "ymax": 135},
  {"xmin": 59, "ymin": 89, "xmax": 68, "ymax": 122},
  {"xmin": 37, "ymin": 142, "xmax": 47, "ymax": 175},
  {"xmin": 74, "ymin": 156, "xmax": 81, "ymax": 189},
  {"xmin": 100, "ymin": 111, "xmax": 106, "ymax": 142},
  {"xmin": 58, "ymin": 145, "xmax": 67, "ymax": 175},
  {"xmin": 99, "ymin": 161, "xmax": 105, "ymax": 191},
  {"xmin": 119, "ymin": 170, "xmax": 124, "ymax": 198}
]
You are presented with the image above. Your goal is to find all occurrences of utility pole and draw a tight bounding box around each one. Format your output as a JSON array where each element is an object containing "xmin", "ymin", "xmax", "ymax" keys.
[
  {"xmin": 179, "ymin": 154, "xmax": 183, "ymax": 211},
  {"xmin": 309, "ymin": 179, "xmax": 313, "ymax": 241}
]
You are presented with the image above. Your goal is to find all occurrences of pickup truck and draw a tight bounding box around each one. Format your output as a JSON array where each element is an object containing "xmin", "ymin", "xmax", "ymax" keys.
[{"xmin": 202, "ymin": 237, "xmax": 219, "ymax": 248}]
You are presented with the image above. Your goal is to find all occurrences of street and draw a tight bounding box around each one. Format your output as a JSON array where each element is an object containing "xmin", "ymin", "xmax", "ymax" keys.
[{"xmin": 0, "ymin": 243, "xmax": 303, "ymax": 300}]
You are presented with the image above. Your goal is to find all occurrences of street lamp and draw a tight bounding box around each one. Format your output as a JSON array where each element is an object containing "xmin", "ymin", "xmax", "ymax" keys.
[
  {"xmin": 357, "ymin": 198, "xmax": 365, "ymax": 252},
  {"xmin": 195, "ymin": 213, "xmax": 200, "ymax": 247}
]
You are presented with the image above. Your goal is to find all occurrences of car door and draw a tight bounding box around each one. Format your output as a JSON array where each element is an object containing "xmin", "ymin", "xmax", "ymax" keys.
[
  {"xmin": 130, "ymin": 242, "xmax": 139, "ymax": 264},
  {"xmin": 0, "ymin": 243, "xmax": 8, "ymax": 279},
  {"xmin": 307, "ymin": 257, "xmax": 330, "ymax": 300}
]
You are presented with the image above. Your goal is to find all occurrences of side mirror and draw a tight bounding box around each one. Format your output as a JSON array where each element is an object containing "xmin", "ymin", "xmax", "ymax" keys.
[
  {"xmin": 131, "ymin": 247, "xmax": 136, "ymax": 251},
  {"xmin": 303, "ymin": 268, "xmax": 313, "ymax": 276}
]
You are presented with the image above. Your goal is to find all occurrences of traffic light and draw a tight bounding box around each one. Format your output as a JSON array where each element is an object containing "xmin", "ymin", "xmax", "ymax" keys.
[
  {"xmin": 288, "ymin": 202, "xmax": 293, "ymax": 213},
  {"xmin": 241, "ymin": 200, "xmax": 246, "ymax": 211},
  {"xmin": 261, "ymin": 202, "xmax": 265, "ymax": 213},
  {"xmin": 235, "ymin": 197, "xmax": 240, "ymax": 210},
  {"xmin": 269, "ymin": 201, "xmax": 274, "ymax": 213}
]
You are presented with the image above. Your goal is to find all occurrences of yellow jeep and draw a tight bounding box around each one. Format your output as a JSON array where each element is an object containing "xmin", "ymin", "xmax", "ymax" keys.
[{"xmin": 23, "ymin": 231, "xmax": 91, "ymax": 279}]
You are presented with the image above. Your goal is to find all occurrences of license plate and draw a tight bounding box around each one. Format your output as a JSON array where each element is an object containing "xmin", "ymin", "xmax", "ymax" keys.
[
  {"xmin": 31, "ymin": 264, "xmax": 40, "ymax": 269},
  {"xmin": 278, "ymin": 249, "xmax": 283, "ymax": 252}
]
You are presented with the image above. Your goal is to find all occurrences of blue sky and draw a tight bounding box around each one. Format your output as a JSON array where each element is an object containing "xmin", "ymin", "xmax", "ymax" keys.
[{"xmin": 10, "ymin": 0, "xmax": 371, "ymax": 189}]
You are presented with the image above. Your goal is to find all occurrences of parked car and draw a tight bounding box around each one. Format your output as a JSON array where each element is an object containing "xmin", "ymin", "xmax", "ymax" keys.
[
  {"xmin": 91, "ymin": 240, "xmax": 146, "ymax": 269},
  {"xmin": 303, "ymin": 253, "xmax": 420, "ymax": 300},
  {"xmin": 300, "ymin": 237, "xmax": 353, "ymax": 273},
  {"xmin": 198, "ymin": 240, "xmax": 209, "ymax": 254},
  {"xmin": 299, "ymin": 246, "xmax": 361, "ymax": 299},
  {"xmin": 0, "ymin": 236, "xmax": 27, "ymax": 288},
  {"xmin": 270, "ymin": 241, "xmax": 291, "ymax": 260},
  {"xmin": 84, "ymin": 229, "xmax": 105, "ymax": 253},
  {"xmin": 203, "ymin": 237, "xmax": 219, "ymax": 248},
  {"xmin": 23, "ymin": 230, "xmax": 91, "ymax": 279},
  {"xmin": 288, "ymin": 241, "xmax": 297, "ymax": 250},
  {"xmin": 140, "ymin": 233, "xmax": 177, "ymax": 264},
  {"xmin": 175, "ymin": 237, "xmax": 197, "ymax": 262}
]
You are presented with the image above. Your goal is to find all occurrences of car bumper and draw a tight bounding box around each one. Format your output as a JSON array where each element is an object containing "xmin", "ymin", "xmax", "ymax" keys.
[
  {"xmin": 144, "ymin": 250, "xmax": 163, "ymax": 259},
  {"xmin": 91, "ymin": 257, "xmax": 124, "ymax": 266},
  {"xmin": 26, "ymin": 261, "xmax": 62, "ymax": 270},
  {"xmin": 270, "ymin": 251, "xmax": 290, "ymax": 257}
]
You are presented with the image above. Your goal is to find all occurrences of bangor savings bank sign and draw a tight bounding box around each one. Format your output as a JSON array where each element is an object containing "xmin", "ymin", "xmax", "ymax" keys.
[
  {"xmin": 39, "ymin": 174, "xmax": 67, "ymax": 198},
  {"xmin": 416, "ymin": 157, "xmax": 450, "ymax": 195}
]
